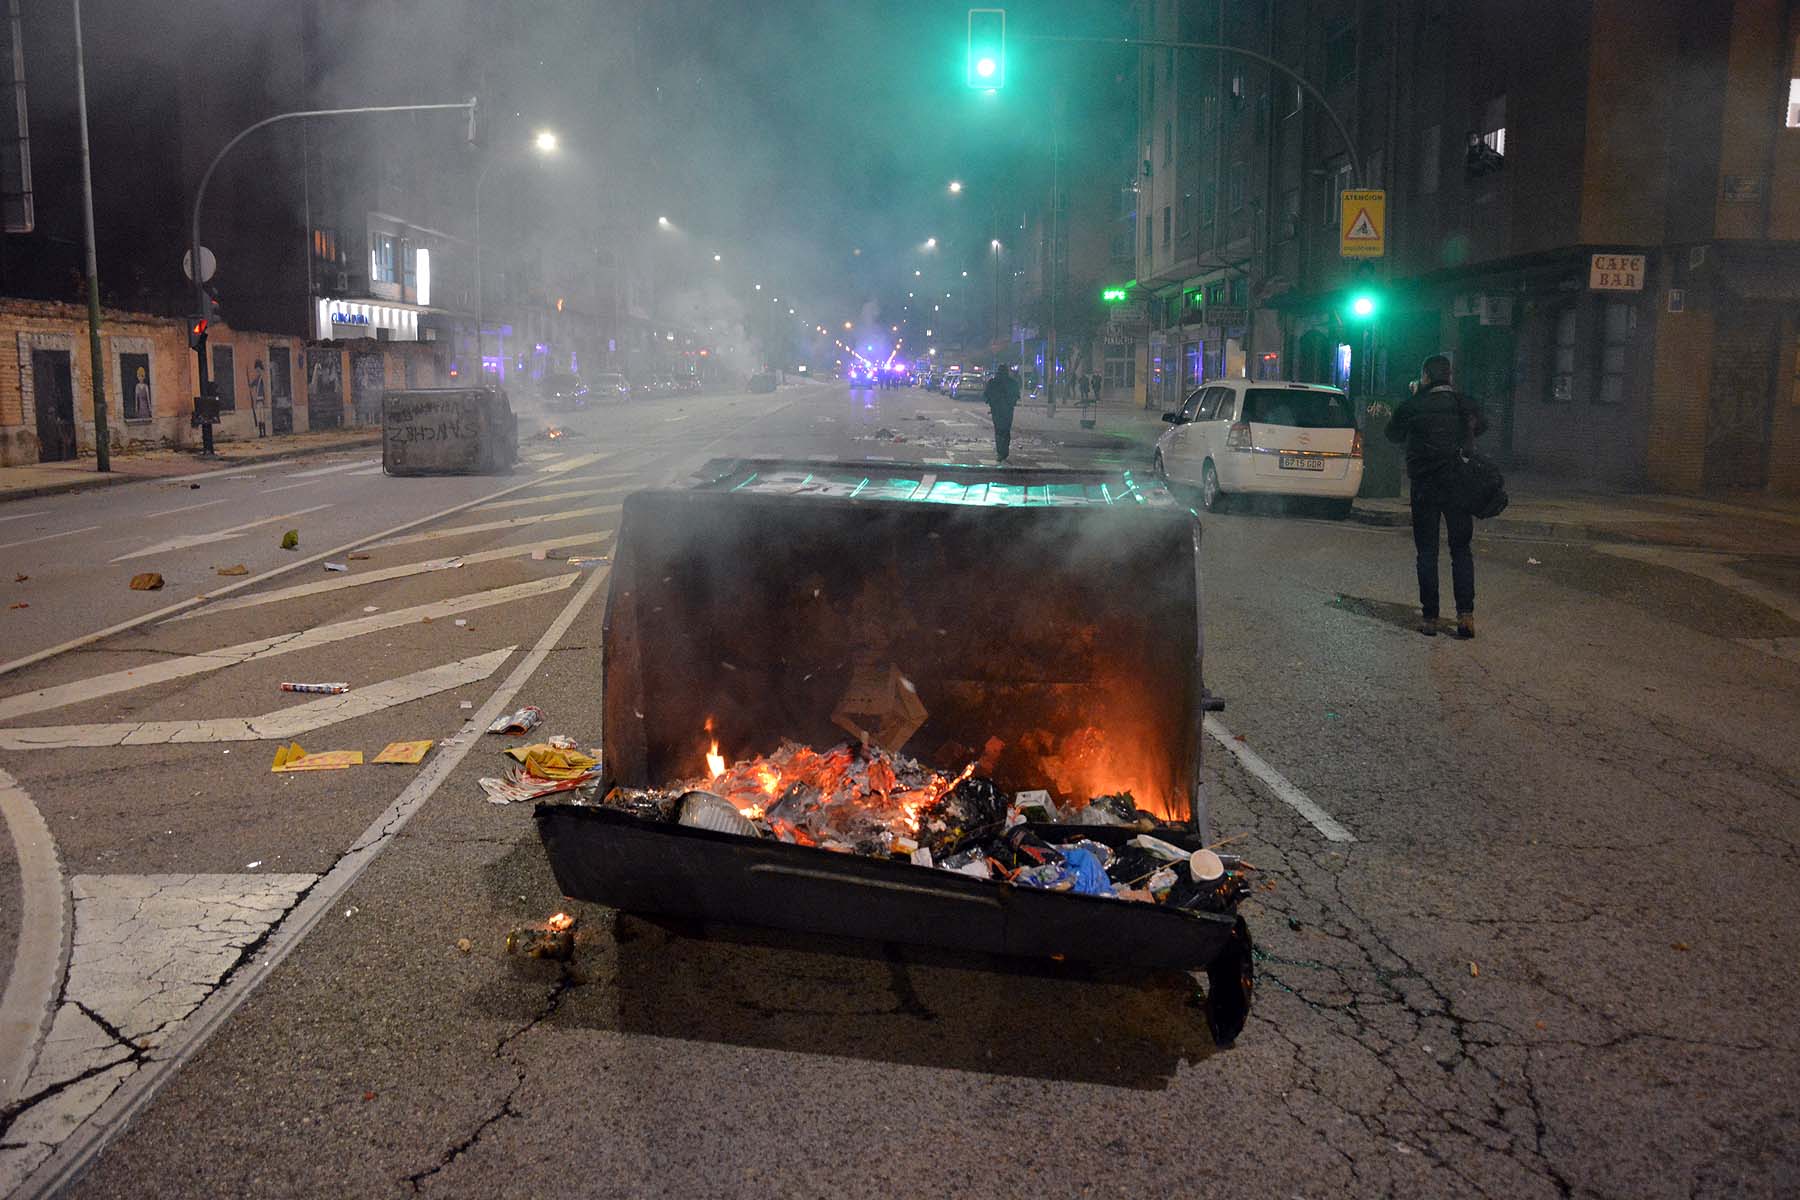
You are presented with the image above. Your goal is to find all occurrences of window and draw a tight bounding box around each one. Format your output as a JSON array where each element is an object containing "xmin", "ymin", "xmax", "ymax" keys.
[
  {"xmin": 402, "ymin": 241, "xmax": 417, "ymax": 293},
  {"xmin": 1230, "ymin": 162, "xmax": 1246, "ymax": 210},
  {"xmin": 211, "ymin": 345, "xmax": 236, "ymax": 411},
  {"xmin": 1162, "ymin": 204, "xmax": 1171, "ymax": 249},
  {"xmin": 311, "ymin": 228, "xmax": 338, "ymax": 263},
  {"xmin": 1229, "ymin": 71, "xmax": 1246, "ymax": 107},
  {"xmin": 1787, "ymin": 78, "xmax": 1799, "ymax": 127},
  {"xmin": 1164, "ymin": 119, "xmax": 1172, "ymax": 165},
  {"xmin": 1147, "ymin": 57, "xmax": 1156, "ymax": 111},
  {"xmin": 1179, "ymin": 388, "xmax": 1205, "ymax": 421},
  {"xmin": 1281, "ymin": 187, "xmax": 1300, "ymax": 237},
  {"xmin": 1196, "ymin": 387, "xmax": 1226, "ymax": 421},
  {"xmin": 1325, "ymin": 25, "xmax": 1356, "ymax": 87},
  {"xmin": 1183, "ymin": 343, "xmax": 1203, "ymax": 388},
  {"xmin": 1549, "ymin": 307, "xmax": 1576, "ymax": 402},
  {"xmin": 1469, "ymin": 96, "xmax": 1507, "ymax": 177},
  {"xmin": 371, "ymin": 233, "xmax": 398, "ymax": 284},
  {"xmin": 1598, "ymin": 301, "xmax": 1633, "ymax": 405},
  {"xmin": 1324, "ymin": 162, "xmax": 1352, "ymax": 225},
  {"xmin": 1255, "ymin": 93, "xmax": 1270, "ymax": 143},
  {"xmin": 1177, "ymin": 192, "xmax": 1193, "ymax": 239},
  {"xmin": 1241, "ymin": 388, "xmax": 1356, "ymax": 428},
  {"xmin": 1228, "ymin": 276, "xmax": 1247, "ymax": 306},
  {"xmin": 1420, "ymin": 125, "xmax": 1441, "ymax": 193}
]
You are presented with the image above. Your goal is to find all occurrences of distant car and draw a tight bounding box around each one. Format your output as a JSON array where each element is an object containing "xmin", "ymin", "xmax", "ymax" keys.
[
  {"xmin": 592, "ymin": 372, "xmax": 631, "ymax": 403},
  {"xmin": 1154, "ymin": 380, "xmax": 1363, "ymax": 518},
  {"xmin": 950, "ymin": 372, "xmax": 988, "ymax": 401},
  {"xmin": 846, "ymin": 365, "xmax": 876, "ymax": 389},
  {"xmin": 540, "ymin": 374, "xmax": 589, "ymax": 410}
]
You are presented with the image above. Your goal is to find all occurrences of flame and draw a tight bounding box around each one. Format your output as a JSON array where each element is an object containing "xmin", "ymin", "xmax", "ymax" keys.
[
  {"xmin": 545, "ymin": 911, "xmax": 574, "ymax": 932},
  {"xmin": 546, "ymin": 427, "xmax": 564, "ymax": 439},
  {"xmin": 704, "ymin": 716, "xmax": 726, "ymax": 779}
]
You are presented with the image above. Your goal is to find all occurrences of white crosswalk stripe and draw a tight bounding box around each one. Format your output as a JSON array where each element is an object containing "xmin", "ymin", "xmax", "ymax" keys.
[
  {"xmin": 362, "ymin": 504, "xmax": 621, "ymax": 550},
  {"xmin": 110, "ymin": 505, "xmax": 334, "ymax": 563},
  {"xmin": 0, "ymin": 647, "xmax": 516, "ymax": 750},
  {"xmin": 0, "ymin": 575, "xmax": 573, "ymax": 722}
]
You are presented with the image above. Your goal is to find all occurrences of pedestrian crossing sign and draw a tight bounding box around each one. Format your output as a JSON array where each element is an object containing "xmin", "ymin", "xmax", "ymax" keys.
[{"xmin": 1340, "ymin": 189, "xmax": 1386, "ymax": 258}]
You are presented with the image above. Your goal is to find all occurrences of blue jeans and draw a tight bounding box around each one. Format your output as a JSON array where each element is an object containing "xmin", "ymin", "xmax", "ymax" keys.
[{"xmin": 1411, "ymin": 493, "xmax": 1474, "ymax": 619}]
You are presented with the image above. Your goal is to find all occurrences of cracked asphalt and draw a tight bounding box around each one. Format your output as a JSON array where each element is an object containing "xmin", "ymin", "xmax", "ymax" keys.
[{"xmin": 3, "ymin": 383, "xmax": 1798, "ymax": 1197}]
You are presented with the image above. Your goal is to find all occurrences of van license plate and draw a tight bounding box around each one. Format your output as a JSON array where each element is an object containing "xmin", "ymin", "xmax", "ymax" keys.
[{"xmin": 1280, "ymin": 456, "xmax": 1325, "ymax": 471}]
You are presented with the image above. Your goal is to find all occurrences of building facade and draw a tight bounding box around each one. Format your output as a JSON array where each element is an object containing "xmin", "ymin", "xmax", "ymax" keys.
[{"xmin": 1132, "ymin": 0, "xmax": 1800, "ymax": 495}]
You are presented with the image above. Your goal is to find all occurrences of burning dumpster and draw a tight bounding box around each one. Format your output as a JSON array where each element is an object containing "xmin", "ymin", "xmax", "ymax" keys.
[{"xmin": 535, "ymin": 459, "xmax": 1254, "ymax": 1043}]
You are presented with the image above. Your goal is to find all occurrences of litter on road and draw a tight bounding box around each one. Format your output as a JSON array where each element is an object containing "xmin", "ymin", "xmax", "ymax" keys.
[
  {"xmin": 128, "ymin": 572, "xmax": 165, "ymax": 591},
  {"xmin": 271, "ymin": 743, "xmax": 363, "ymax": 772},
  {"xmin": 487, "ymin": 705, "xmax": 544, "ymax": 735},
  {"xmin": 279, "ymin": 681, "xmax": 350, "ymax": 694},
  {"xmin": 324, "ymin": 561, "xmax": 349, "ymax": 572},
  {"xmin": 425, "ymin": 556, "xmax": 464, "ymax": 570},
  {"xmin": 280, "ymin": 530, "xmax": 299, "ymax": 550},
  {"xmin": 216, "ymin": 564, "xmax": 248, "ymax": 576},
  {"xmin": 373, "ymin": 740, "xmax": 434, "ymax": 765}
]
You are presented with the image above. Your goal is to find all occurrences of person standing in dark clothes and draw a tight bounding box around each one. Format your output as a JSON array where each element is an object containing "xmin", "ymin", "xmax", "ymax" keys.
[
  {"xmin": 983, "ymin": 363, "xmax": 1021, "ymax": 462},
  {"xmin": 1386, "ymin": 354, "xmax": 1489, "ymax": 639}
]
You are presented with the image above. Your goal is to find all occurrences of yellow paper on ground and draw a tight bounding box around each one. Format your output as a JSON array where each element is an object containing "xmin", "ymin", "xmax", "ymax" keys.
[
  {"xmin": 373, "ymin": 740, "xmax": 433, "ymax": 765},
  {"xmin": 271, "ymin": 742, "xmax": 363, "ymax": 772},
  {"xmin": 504, "ymin": 743, "xmax": 599, "ymax": 780}
]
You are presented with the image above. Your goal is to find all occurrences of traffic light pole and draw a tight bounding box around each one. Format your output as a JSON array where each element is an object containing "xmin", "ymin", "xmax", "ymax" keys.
[{"xmin": 188, "ymin": 99, "xmax": 477, "ymax": 450}]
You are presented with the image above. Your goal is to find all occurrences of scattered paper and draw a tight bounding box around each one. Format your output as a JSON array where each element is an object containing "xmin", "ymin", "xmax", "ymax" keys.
[
  {"xmin": 1526, "ymin": 557, "xmax": 1541, "ymax": 566},
  {"xmin": 373, "ymin": 740, "xmax": 433, "ymax": 765},
  {"xmin": 478, "ymin": 772, "xmax": 592, "ymax": 805},
  {"xmin": 246, "ymin": 861, "xmax": 262, "ymax": 870},
  {"xmin": 425, "ymin": 557, "xmax": 464, "ymax": 571},
  {"xmin": 324, "ymin": 561, "xmax": 349, "ymax": 572},
  {"xmin": 363, "ymin": 605, "xmax": 380, "ymax": 613},
  {"xmin": 503, "ymin": 743, "xmax": 598, "ymax": 779},
  {"xmin": 487, "ymin": 705, "xmax": 544, "ymax": 735},
  {"xmin": 271, "ymin": 742, "xmax": 363, "ymax": 772},
  {"xmin": 454, "ymin": 618, "xmax": 468, "ymax": 627}
]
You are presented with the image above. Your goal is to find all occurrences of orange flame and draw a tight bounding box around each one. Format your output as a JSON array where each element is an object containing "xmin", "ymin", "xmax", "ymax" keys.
[
  {"xmin": 704, "ymin": 716, "xmax": 726, "ymax": 779},
  {"xmin": 546, "ymin": 911, "xmax": 574, "ymax": 932}
]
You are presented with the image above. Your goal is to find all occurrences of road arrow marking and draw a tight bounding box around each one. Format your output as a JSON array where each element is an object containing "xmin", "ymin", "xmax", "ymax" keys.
[
  {"xmin": 110, "ymin": 505, "xmax": 334, "ymax": 563},
  {"xmin": 163, "ymin": 532, "xmax": 611, "ymax": 622},
  {"xmin": 361, "ymin": 504, "xmax": 621, "ymax": 550},
  {"xmin": 0, "ymin": 576, "xmax": 570, "ymax": 722},
  {"xmin": 0, "ymin": 647, "xmax": 515, "ymax": 750}
]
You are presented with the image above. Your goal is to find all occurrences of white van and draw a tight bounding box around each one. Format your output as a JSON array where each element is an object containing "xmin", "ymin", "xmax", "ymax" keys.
[{"xmin": 1154, "ymin": 380, "xmax": 1363, "ymax": 517}]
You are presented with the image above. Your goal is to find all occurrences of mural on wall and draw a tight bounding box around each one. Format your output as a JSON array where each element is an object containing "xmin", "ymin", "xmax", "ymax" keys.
[
  {"xmin": 119, "ymin": 352, "xmax": 152, "ymax": 421},
  {"xmin": 307, "ymin": 347, "xmax": 343, "ymax": 429},
  {"xmin": 247, "ymin": 357, "xmax": 269, "ymax": 436},
  {"xmin": 352, "ymin": 352, "xmax": 385, "ymax": 425}
]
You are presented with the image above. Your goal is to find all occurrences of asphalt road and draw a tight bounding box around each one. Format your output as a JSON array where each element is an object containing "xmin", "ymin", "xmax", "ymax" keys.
[{"xmin": 2, "ymin": 381, "xmax": 1797, "ymax": 1198}]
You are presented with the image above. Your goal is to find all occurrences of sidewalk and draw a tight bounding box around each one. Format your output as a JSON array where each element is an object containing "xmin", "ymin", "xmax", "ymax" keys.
[
  {"xmin": 1351, "ymin": 471, "xmax": 1800, "ymax": 555},
  {"xmin": 0, "ymin": 428, "xmax": 382, "ymax": 503},
  {"xmin": 1008, "ymin": 398, "xmax": 1800, "ymax": 555}
]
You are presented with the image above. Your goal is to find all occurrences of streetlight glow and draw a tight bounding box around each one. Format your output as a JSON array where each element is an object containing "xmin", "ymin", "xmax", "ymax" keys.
[
  {"xmin": 991, "ymin": 239, "xmax": 1001, "ymax": 250},
  {"xmin": 657, "ymin": 215, "xmax": 671, "ymax": 228},
  {"xmin": 533, "ymin": 130, "xmax": 559, "ymax": 153},
  {"xmin": 925, "ymin": 237, "xmax": 937, "ymax": 248},
  {"xmin": 712, "ymin": 253, "xmax": 722, "ymax": 262},
  {"xmin": 948, "ymin": 180, "xmax": 963, "ymax": 194}
]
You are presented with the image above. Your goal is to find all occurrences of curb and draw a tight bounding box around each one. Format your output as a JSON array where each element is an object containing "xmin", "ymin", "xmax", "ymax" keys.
[{"xmin": 0, "ymin": 434, "xmax": 383, "ymax": 503}]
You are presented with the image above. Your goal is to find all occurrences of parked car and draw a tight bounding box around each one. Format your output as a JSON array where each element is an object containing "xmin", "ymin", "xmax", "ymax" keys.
[
  {"xmin": 592, "ymin": 372, "xmax": 631, "ymax": 403},
  {"xmin": 949, "ymin": 371, "xmax": 988, "ymax": 401},
  {"xmin": 539, "ymin": 373, "xmax": 589, "ymax": 410},
  {"xmin": 1154, "ymin": 380, "xmax": 1363, "ymax": 518}
]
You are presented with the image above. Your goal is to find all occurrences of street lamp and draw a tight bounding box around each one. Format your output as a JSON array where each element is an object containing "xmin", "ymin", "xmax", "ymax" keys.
[
  {"xmin": 925, "ymin": 237, "xmax": 937, "ymax": 248},
  {"xmin": 533, "ymin": 129, "xmax": 559, "ymax": 153},
  {"xmin": 713, "ymin": 253, "xmax": 722, "ymax": 262},
  {"xmin": 948, "ymin": 180, "xmax": 963, "ymax": 194},
  {"xmin": 657, "ymin": 215, "xmax": 671, "ymax": 228}
]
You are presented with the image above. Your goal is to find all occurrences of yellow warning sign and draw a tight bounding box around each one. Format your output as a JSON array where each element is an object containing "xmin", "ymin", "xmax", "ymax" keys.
[{"xmin": 1340, "ymin": 189, "xmax": 1386, "ymax": 258}]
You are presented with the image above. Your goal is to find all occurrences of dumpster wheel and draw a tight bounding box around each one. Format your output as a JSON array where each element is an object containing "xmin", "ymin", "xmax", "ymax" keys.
[{"xmin": 1203, "ymin": 915, "xmax": 1255, "ymax": 1047}]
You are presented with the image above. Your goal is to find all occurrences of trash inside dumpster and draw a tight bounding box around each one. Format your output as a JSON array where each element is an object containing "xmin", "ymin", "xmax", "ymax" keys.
[{"xmin": 534, "ymin": 458, "xmax": 1254, "ymax": 1042}]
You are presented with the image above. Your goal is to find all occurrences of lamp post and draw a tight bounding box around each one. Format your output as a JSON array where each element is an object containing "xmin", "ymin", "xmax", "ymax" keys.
[
  {"xmin": 71, "ymin": 0, "xmax": 107, "ymax": 469},
  {"xmin": 474, "ymin": 129, "xmax": 559, "ymax": 380}
]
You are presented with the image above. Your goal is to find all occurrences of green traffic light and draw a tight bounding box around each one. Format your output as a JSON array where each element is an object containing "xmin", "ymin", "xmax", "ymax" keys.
[
  {"xmin": 967, "ymin": 8, "xmax": 1005, "ymax": 88},
  {"xmin": 1351, "ymin": 294, "xmax": 1377, "ymax": 319}
]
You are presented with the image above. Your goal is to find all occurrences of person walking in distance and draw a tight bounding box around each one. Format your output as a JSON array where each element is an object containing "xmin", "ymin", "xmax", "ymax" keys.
[
  {"xmin": 1386, "ymin": 354, "xmax": 1489, "ymax": 638},
  {"xmin": 983, "ymin": 362, "xmax": 1021, "ymax": 463}
]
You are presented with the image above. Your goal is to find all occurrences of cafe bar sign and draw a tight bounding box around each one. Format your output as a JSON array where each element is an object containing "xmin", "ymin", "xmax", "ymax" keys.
[{"xmin": 1589, "ymin": 253, "xmax": 1646, "ymax": 292}]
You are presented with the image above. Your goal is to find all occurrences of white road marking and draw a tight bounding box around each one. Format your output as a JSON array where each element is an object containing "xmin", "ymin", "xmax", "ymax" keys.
[
  {"xmin": 0, "ymin": 576, "xmax": 571, "ymax": 722},
  {"xmin": 0, "ymin": 510, "xmax": 48, "ymax": 525},
  {"xmin": 16, "ymin": 571, "xmax": 611, "ymax": 1197},
  {"xmin": 0, "ymin": 526, "xmax": 101, "ymax": 552},
  {"xmin": 0, "ymin": 767, "xmax": 65, "ymax": 1107},
  {"xmin": 467, "ymin": 484, "xmax": 625, "ymax": 513},
  {"xmin": 522, "ymin": 451, "xmax": 565, "ymax": 463},
  {"xmin": 156, "ymin": 461, "xmax": 274, "ymax": 484},
  {"xmin": 0, "ymin": 647, "xmax": 515, "ymax": 750},
  {"xmin": 141, "ymin": 498, "xmax": 232, "ymax": 520},
  {"xmin": 0, "ymin": 872, "xmax": 316, "ymax": 1184},
  {"xmin": 1204, "ymin": 715, "xmax": 1357, "ymax": 843},
  {"xmin": 0, "ymin": 450, "xmax": 625, "ymax": 682},
  {"xmin": 362, "ymin": 503, "xmax": 621, "ymax": 550},
  {"xmin": 283, "ymin": 458, "xmax": 377, "ymax": 479},
  {"xmin": 109, "ymin": 505, "xmax": 334, "ymax": 563},
  {"xmin": 346, "ymin": 466, "xmax": 385, "ymax": 476},
  {"xmin": 163, "ymin": 532, "xmax": 611, "ymax": 621},
  {"xmin": 258, "ymin": 480, "xmax": 319, "ymax": 495}
]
